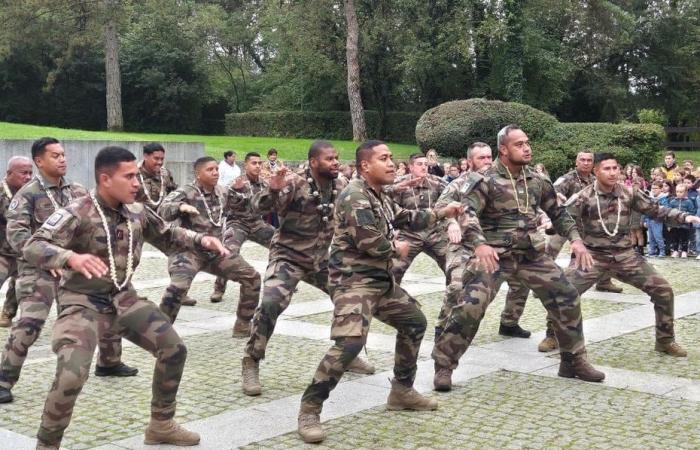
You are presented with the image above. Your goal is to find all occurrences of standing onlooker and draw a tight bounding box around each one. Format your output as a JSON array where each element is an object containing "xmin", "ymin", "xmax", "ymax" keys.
[
  {"xmin": 261, "ymin": 148, "xmax": 284, "ymax": 180},
  {"xmin": 661, "ymin": 151, "xmax": 679, "ymax": 180},
  {"xmin": 426, "ymin": 149, "xmax": 445, "ymax": 177},
  {"xmin": 396, "ymin": 161, "xmax": 408, "ymax": 176},
  {"xmin": 668, "ymin": 183, "xmax": 696, "ymax": 257},
  {"xmin": 626, "ymin": 165, "xmax": 648, "ymax": 254},
  {"xmin": 218, "ymin": 150, "xmax": 241, "ymax": 186},
  {"xmin": 458, "ymin": 157, "xmax": 469, "ymax": 174},
  {"xmin": 645, "ymin": 181, "xmax": 666, "ymax": 257},
  {"xmin": 444, "ymin": 164, "xmax": 460, "ymax": 183},
  {"xmin": 534, "ymin": 162, "xmax": 549, "ymax": 179}
]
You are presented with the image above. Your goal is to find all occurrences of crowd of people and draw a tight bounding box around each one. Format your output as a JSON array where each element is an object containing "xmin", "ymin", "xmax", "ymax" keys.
[{"xmin": 0, "ymin": 130, "xmax": 696, "ymax": 449}]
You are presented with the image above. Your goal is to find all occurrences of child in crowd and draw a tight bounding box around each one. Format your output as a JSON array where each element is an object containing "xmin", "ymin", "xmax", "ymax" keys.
[
  {"xmin": 668, "ymin": 183, "xmax": 696, "ymax": 257},
  {"xmin": 644, "ymin": 181, "xmax": 666, "ymax": 257},
  {"xmin": 444, "ymin": 163, "xmax": 460, "ymax": 183}
]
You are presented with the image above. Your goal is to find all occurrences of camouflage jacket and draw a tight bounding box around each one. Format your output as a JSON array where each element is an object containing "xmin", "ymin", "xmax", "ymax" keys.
[
  {"xmin": 553, "ymin": 169, "xmax": 594, "ymax": 199},
  {"xmin": 23, "ymin": 194, "xmax": 203, "ymax": 312},
  {"xmin": 570, "ymin": 183, "xmax": 688, "ymax": 251},
  {"xmin": 463, "ymin": 160, "xmax": 580, "ymax": 253},
  {"xmin": 386, "ymin": 174, "xmax": 447, "ymax": 239},
  {"xmin": 0, "ymin": 180, "xmax": 20, "ymax": 257},
  {"xmin": 6, "ymin": 176, "xmax": 88, "ymax": 259},
  {"xmin": 158, "ymin": 181, "xmax": 235, "ymax": 241},
  {"xmin": 136, "ymin": 162, "xmax": 178, "ymax": 208},
  {"xmin": 227, "ymin": 174, "xmax": 271, "ymax": 231},
  {"xmin": 252, "ymin": 170, "xmax": 346, "ymax": 267},
  {"xmin": 329, "ymin": 177, "xmax": 437, "ymax": 289}
]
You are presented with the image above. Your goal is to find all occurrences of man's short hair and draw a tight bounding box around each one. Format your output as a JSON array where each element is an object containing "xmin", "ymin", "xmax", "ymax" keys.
[
  {"xmin": 7, "ymin": 156, "xmax": 32, "ymax": 171},
  {"xmin": 308, "ymin": 140, "xmax": 334, "ymax": 160},
  {"xmin": 143, "ymin": 142, "xmax": 165, "ymax": 155},
  {"xmin": 267, "ymin": 148, "xmax": 278, "ymax": 157},
  {"xmin": 594, "ymin": 152, "xmax": 617, "ymax": 166},
  {"xmin": 496, "ymin": 125, "xmax": 522, "ymax": 149},
  {"xmin": 194, "ymin": 156, "xmax": 217, "ymax": 171},
  {"xmin": 245, "ymin": 152, "xmax": 261, "ymax": 162},
  {"xmin": 224, "ymin": 151, "xmax": 234, "ymax": 158},
  {"xmin": 95, "ymin": 146, "xmax": 136, "ymax": 183},
  {"xmin": 467, "ymin": 142, "xmax": 491, "ymax": 159},
  {"xmin": 409, "ymin": 152, "xmax": 426, "ymax": 164},
  {"xmin": 665, "ymin": 150, "xmax": 676, "ymax": 158},
  {"xmin": 685, "ymin": 174, "xmax": 696, "ymax": 183},
  {"xmin": 355, "ymin": 140, "xmax": 385, "ymax": 168},
  {"xmin": 31, "ymin": 137, "xmax": 60, "ymax": 160},
  {"xmin": 651, "ymin": 180, "xmax": 664, "ymax": 188}
]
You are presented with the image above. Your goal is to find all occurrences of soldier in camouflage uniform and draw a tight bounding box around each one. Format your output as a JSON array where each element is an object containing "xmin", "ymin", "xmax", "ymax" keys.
[
  {"xmin": 297, "ymin": 141, "xmax": 464, "ymax": 443},
  {"xmin": 158, "ymin": 157, "xmax": 262, "ymax": 334},
  {"xmin": 386, "ymin": 153, "xmax": 449, "ymax": 283},
  {"xmin": 241, "ymin": 140, "xmax": 375, "ymax": 397},
  {"xmin": 549, "ymin": 153, "xmax": 700, "ymax": 357},
  {"xmin": 135, "ymin": 142, "xmax": 197, "ymax": 307},
  {"xmin": 211, "ymin": 152, "xmax": 274, "ymax": 304},
  {"xmin": 432, "ymin": 126, "xmax": 605, "ymax": 392},
  {"xmin": 0, "ymin": 157, "xmax": 33, "ymax": 327},
  {"xmin": 436, "ymin": 143, "xmax": 533, "ymax": 340},
  {"xmin": 0, "ymin": 138, "xmax": 136, "ymax": 405},
  {"xmin": 24, "ymin": 146, "xmax": 229, "ymax": 449}
]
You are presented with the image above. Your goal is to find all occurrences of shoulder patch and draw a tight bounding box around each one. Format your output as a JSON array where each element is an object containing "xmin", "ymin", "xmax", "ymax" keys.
[
  {"xmin": 354, "ymin": 208, "xmax": 376, "ymax": 226},
  {"xmin": 8, "ymin": 199, "xmax": 18, "ymax": 211},
  {"xmin": 43, "ymin": 211, "xmax": 71, "ymax": 230}
]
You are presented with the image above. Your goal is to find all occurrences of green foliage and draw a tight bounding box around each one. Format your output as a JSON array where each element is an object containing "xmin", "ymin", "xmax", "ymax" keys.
[
  {"xmin": 415, "ymin": 99, "xmax": 558, "ymax": 155},
  {"xmin": 637, "ymin": 109, "xmax": 667, "ymax": 126},
  {"xmin": 225, "ymin": 110, "xmax": 420, "ymax": 143}
]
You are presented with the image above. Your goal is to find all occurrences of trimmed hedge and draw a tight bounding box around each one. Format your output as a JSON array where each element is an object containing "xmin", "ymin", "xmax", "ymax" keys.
[
  {"xmin": 225, "ymin": 110, "xmax": 421, "ymax": 144},
  {"xmin": 415, "ymin": 98, "xmax": 665, "ymax": 179}
]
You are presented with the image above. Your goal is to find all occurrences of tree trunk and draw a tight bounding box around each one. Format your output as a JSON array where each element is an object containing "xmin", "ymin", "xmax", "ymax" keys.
[
  {"xmin": 344, "ymin": 0, "xmax": 367, "ymax": 142},
  {"xmin": 104, "ymin": 0, "xmax": 123, "ymax": 131},
  {"xmin": 503, "ymin": 0, "xmax": 524, "ymax": 102}
]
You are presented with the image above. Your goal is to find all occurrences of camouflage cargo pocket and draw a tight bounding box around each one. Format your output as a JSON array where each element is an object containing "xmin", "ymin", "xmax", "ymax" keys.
[{"xmin": 330, "ymin": 302, "xmax": 364, "ymax": 339}]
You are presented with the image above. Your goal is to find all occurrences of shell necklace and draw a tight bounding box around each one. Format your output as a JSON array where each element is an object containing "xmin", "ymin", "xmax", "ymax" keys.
[
  {"xmin": 504, "ymin": 165, "xmax": 530, "ymax": 214},
  {"xmin": 139, "ymin": 166, "xmax": 167, "ymax": 206},
  {"xmin": 410, "ymin": 176, "xmax": 431, "ymax": 210},
  {"xmin": 2, "ymin": 180, "xmax": 12, "ymax": 200},
  {"xmin": 36, "ymin": 174, "xmax": 70, "ymax": 211},
  {"xmin": 193, "ymin": 184, "xmax": 224, "ymax": 227},
  {"xmin": 594, "ymin": 180, "xmax": 621, "ymax": 237},
  {"xmin": 307, "ymin": 173, "xmax": 337, "ymax": 222},
  {"xmin": 90, "ymin": 192, "xmax": 134, "ymax": 290}
]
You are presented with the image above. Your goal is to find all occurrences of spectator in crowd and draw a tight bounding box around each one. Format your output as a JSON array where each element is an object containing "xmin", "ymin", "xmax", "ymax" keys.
[
  {"xmin": 644, "ymin": 181, "xmax": 666, "ymax": 257},
  {"xmin": 425, "ymin": 148, "xmax": 445, "ymax": 177},
  {"xmin": 667, "ymin": 183, "xmax": 696, "ymax": 257},
  {"xmin": 444, "ymin": 163, "xmax": 460, "ymax": 183},
  {"xmin": 650, "ymin": 167, "xmax": 665, "ymax": 183},
  {"xmin": 627, "ymin": 165, "xmax": 648, "ymax": 254},
  {"xmin": 458, "ymin": 157, "xmax": 469, "ymax": 174},
  {"xmin": 261, "ymin": 148, "xmax": 284, "ymax": 180},
  {"xmin": 534, "ymin": 162, "xmax": 548, "ymax": 179},
  {"xmin": 218, "ymin": 150, "xmax": 241, "ymax": 186},
  {"xmin": 442, "ymin": 161, "xmax": 451, "ymax": 175},
  {"xmin": 397, "ymin": 161, "xmax": 408, "ymax": 176},
  {"xmin": 661, "ymin": 151, "xmax": 679, "ymax": 180},
  {"xmin": 683, "ymin": 175, "xmax": 697, "ymax": 200}
]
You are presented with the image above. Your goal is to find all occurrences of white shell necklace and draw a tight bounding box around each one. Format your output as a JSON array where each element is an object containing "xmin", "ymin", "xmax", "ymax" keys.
[
  {"xmin": 139, "ymin": 166, "xmax": 167, "ymax": 206},
  {"xmin": 193, "ymin": 184, "xmax": 224, "ymax": 227},
  {"xmin": 594, "ymin": 180, "xmax": 622, "ymax": 237},
  {"xmin": 2, "ymin": 180, "xmax": 12, "ymax": 200},
  {"xmin": 90, "ymin": 192, "xmax": 134, "ymax": 291}
]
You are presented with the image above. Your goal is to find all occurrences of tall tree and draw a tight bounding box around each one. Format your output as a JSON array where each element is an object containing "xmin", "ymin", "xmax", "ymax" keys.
[
  {"xmin": 344, "ymin": 0, "xmax": 366, "ymax": 141},
  {"xmin": 104, "ymin": 0, "xmax": 123, "ymax": 131}
]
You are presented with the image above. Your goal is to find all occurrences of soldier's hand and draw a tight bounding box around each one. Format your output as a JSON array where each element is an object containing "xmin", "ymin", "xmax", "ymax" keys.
[
  {"xmin": 200, "ymin": 236, "xmax": 231, "ymax": 257},
  {"xmin": 474, "ymin": 244, "xmax": 499, "ymax": 273},
  {"xmin": 50, "ymin": 268, "xmax": 64, "ymax": 279},
  {"xmin": 570, "ymin": 239, "xmax": 593, "ymax": 271},
  {"xmin": 232, "ymin": 176, "xmax": 246, "ymax": 190},
  {"xmin": 685, "ymin": 216, "xmax": 700, "ymax": 225},
  {"xmin": 269, "ymin": 167, "xmax": 289, "ymax": 191},
  {"xmin": 179, "ymin": 204, "xmax": 200, "ymax": 215},
  {"xmin": 447, "ymin": 221, "xmax": 462, "ymax": 244},
  {"xmin": 67, "ymin": 254, "xmax": 108, "ymax": 279},
  {"xmin": 537, "ymin": 215, "xmax": 553, "ymax": 231},
  {"xmin": 394, "ymin": 176, "xmax": 423, "ymax": 192},
  {"xmin": 556, "ymin": 193, "xmax": 567, "ymax": 206},
  {"xmin": 440, "ymin": 202, "xmax": 464, "ymax": 219},
  {"xmin": 394, "ymin": 240, "xmax": 410, "ymax": 259}
]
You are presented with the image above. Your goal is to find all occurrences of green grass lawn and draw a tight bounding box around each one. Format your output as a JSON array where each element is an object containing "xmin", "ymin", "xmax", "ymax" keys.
[{"xmin": 0, "ymin": 121, "xmax": 419, "ymax": 161}]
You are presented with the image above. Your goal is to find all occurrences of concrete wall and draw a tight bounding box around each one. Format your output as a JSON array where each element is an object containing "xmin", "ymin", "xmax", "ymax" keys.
[{"xmin": 0, "ymin": 140, "xmax": 205, "ymax": 189}]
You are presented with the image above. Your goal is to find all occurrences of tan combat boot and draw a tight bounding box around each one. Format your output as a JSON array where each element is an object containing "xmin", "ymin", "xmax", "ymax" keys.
[
  {"xmin": 36, "ymin": 441, "xmax": 59, "ymax": 450},
  {"xmin": 387, "ymin": 378, "xmax": 438, "ymax": 411},
  {"xmin": 241, "ymin": 356, "xmax": 262, "ymax": 396},
  {"xmin": 298, "ymin": 401, "xmax": 325, "ymax": 443},
  {"xmin": 433, "ymin": 366, "xmax": 453, "ymax": 392},
  {"xmin": 181, "ymin": 297, "xmax": 197, "ymax": 306},
  {"xmin": 538, "ymin": 335, "xmax": 558, "ymax": 352},
  {"xmin": 595, "ymin": 281, "xmax": 623, "ymax": 293},
  {"xmin": 232, "ymin": 319, "xmax": 251, "ymax": 337},
  {"xmin": 346, "ymin": 356, "xmax": 376, "ymax": 374},
  {"xmin": 558, "ymin": 352, "xmax": 605, "ymax": 382},
  {"xmin": 144, "ymin": 419, "xmax": 200, "ymax": 446},
  {"xmin": 655, "ymin": 341, "xmax": 688, "ymax": 357},
  {"xmin": 209, "ymin": 291, "xmax": 223, "ymax": 303},
  {"xmin": 0, "ymin": 311, "xmax": 12, "ymax": 328}
]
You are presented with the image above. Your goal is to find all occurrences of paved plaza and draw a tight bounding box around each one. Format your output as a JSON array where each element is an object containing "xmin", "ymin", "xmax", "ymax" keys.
[{"xmin": 1, "ymin": 244, "xmax": 700, "ymax": 449}]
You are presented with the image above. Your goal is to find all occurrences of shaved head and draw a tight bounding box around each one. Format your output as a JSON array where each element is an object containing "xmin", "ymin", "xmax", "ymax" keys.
[{"xmin": 7, "ymin": 156, "xmax": 32, "ymax": 171}]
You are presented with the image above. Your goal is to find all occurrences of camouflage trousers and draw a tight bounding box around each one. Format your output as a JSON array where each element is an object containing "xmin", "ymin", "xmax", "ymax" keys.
[
  {"xmin": 545, "ymin": 249, "xmax": 675, "ymax": 343},
  {"xmin": 433, "ymin": 251, "xmax": 586, "ymax": 370},
  {"xmin": 0, "ymin": 254, "xmax": 17, "ymax": 318},
  {"xmin": 301, "ymin": 283, "xmax": 426, "ymax": 407},
  {"xmin": 160, "ymin": 249, "xmax": 261, "ymax": 322},
  {"xmin": 245, "ymin": 257, "xmax": 329, "ymax": 361},
  {"xmin": 213, "ymin": 222, "xmax": 274, "ymax": 297},
  {"xmin": 390, "ymin": 229, "xmax": 448, "ymax": 284},
  {"xmin": 0, "ymin": 264, "xmax": 122, "ymax": 390},
  {"xmin": 37, "ymin": 290, "xmax": 186, "ymax": 446}
]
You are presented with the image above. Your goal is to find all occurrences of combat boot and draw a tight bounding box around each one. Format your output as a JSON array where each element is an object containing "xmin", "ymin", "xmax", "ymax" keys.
[
  {"xmin": 232, "ymin": 319, "xmax": 251, "ymax": 337},
  {"xmin": 433, "ymin": 366, "xmax": 453, "ymax": 392},
  {"xmin": 181, "ymin": 297, "xmax": 197, "ymax": 306},
  {"xmin": 241, "ymin": 356, "xmax": 262, "ymax": 396},
  {"xmin": 498, "ymin": 323, "xmax": 531, "ymax": 338},
  {"xmin": 0, "ymin": 311, "xmax": 12, "ymax": 327},
  {"xmin": 346, "ymin": 356, "xmax": 376, "ymax": 374},
  {"xmin": 537, "ymin": 335, "xmax": 558, "ymax": 352},
  {"xmin": 558, "ymin": 352, "xmax": 605, "ymax": 382},
  {"xmin": 655, "ymin": 341, "xmax": 688, "ymax": 357},
  {"xmin": 595, "ymin": 281, "xmax": 623, "ymax": 293},
  {"xmin": 298, "ymin": 402, "xmax": 325, "ymax": 443},
  {"xmin": 387, "ymin": 378, "xmax": 438, "ymax": 411},
  {"xmin": 209, "ymin": 291, "xmax": 223, "ymax": 303},
  {"xmin": 144, "ymin": 418, "xmax": 200, "ymax": 446},
  {"xmin": 36, "ymin": 440, "xmax": 59, "ymax": 450},
  {"xmin": 0, "ymin": 386, "xmax": 13, "ymax": 403}
]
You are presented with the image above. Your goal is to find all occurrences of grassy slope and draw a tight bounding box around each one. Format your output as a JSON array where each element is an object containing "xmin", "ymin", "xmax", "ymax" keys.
[{"xmin": 0, "ymin": 122, "xmax": 420, "ymax": 161}]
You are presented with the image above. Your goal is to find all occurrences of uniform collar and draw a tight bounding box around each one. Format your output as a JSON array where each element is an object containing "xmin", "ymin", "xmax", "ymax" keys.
[
  {"xmin": 575, "ymin": 169, "xmax": 594, "ymax": 183},
  {"xmin": 93, "ymin": 191, "xmax": 130, "ymax": 218},
  {"xmin": 138, "ymin": 161, "xmax": 160, "ymax": 177},
  {"xmin": 37, "ymin": 173, "xmax": 67, "ymax": 189},
  {"xmin": 493, "ymin": 159, "xmax": 532, "ymax": 179},
  {"xmin": 192, "ymin": 180, "xmax": 216, "ymax": 195},
  {"xmin": 593, "ymin": 181, "xmax": 622, "ymax": 197}
]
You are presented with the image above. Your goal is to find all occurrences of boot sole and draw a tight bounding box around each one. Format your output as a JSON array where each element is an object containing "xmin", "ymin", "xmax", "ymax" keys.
[
  {"xmin": 347, "ymin": 368, "xmax": 376, "ymax": 375},
  {"xmin": 538, "ymin": 346, "xmax": 558, "ymax": 353},
  {"xmin": 557, "ymin": 371, "xmax": 604, "ymax": 383},
  {"xmin": 655, "ymin": 348, "xmax": 687, "ymax": 357},
  {"xmin": 299, "ymin": 433, "xmax": 326, "ymax": 443},
  {"xmin": 499, "ymin": 332, "xmax": 532, "ymax": 339},
  {"xmin": 144, "ymin": 438, "xmax": 200, "ymax": 446},
  {"xmin": 386, "ymin": 403, "xmax": 438, "ymax": 411},
  {"xmin": 210, "ymin": 298, "xmax": 223, "ymax": 303},
  {"xmin": 242, "ymin": 387, "xmax": 262, "ymax": 396},
  {"xmin": 433, "ymin": 384, "xmax": 452, "ymax": 392}
]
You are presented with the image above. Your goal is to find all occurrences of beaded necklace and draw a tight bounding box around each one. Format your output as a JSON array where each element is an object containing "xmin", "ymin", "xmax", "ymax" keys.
[
  {"xmin": 594, "ymin": 180, "xmax": 622, "ymax": 237},
  {"xmin": 306, "ymin": 171, "xmax": 337, "ymax": 222},
  {"xmin": 193, "ymin": 183, "xmax": 224, "ymax": 227},
  {"xmin": 90, "ymin": 192, "xmax": 134, "ymax": 290},
  {"xmin": 2, "ymin": 180, "xmax": 12, "ymax": 200},
  {"xmin": 504, "ymin": 165, "xmax": 530, "ymax": 214},
  {"xmin": 138, "ymin": 165, "xmax": 167, "ymax": 206}
]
